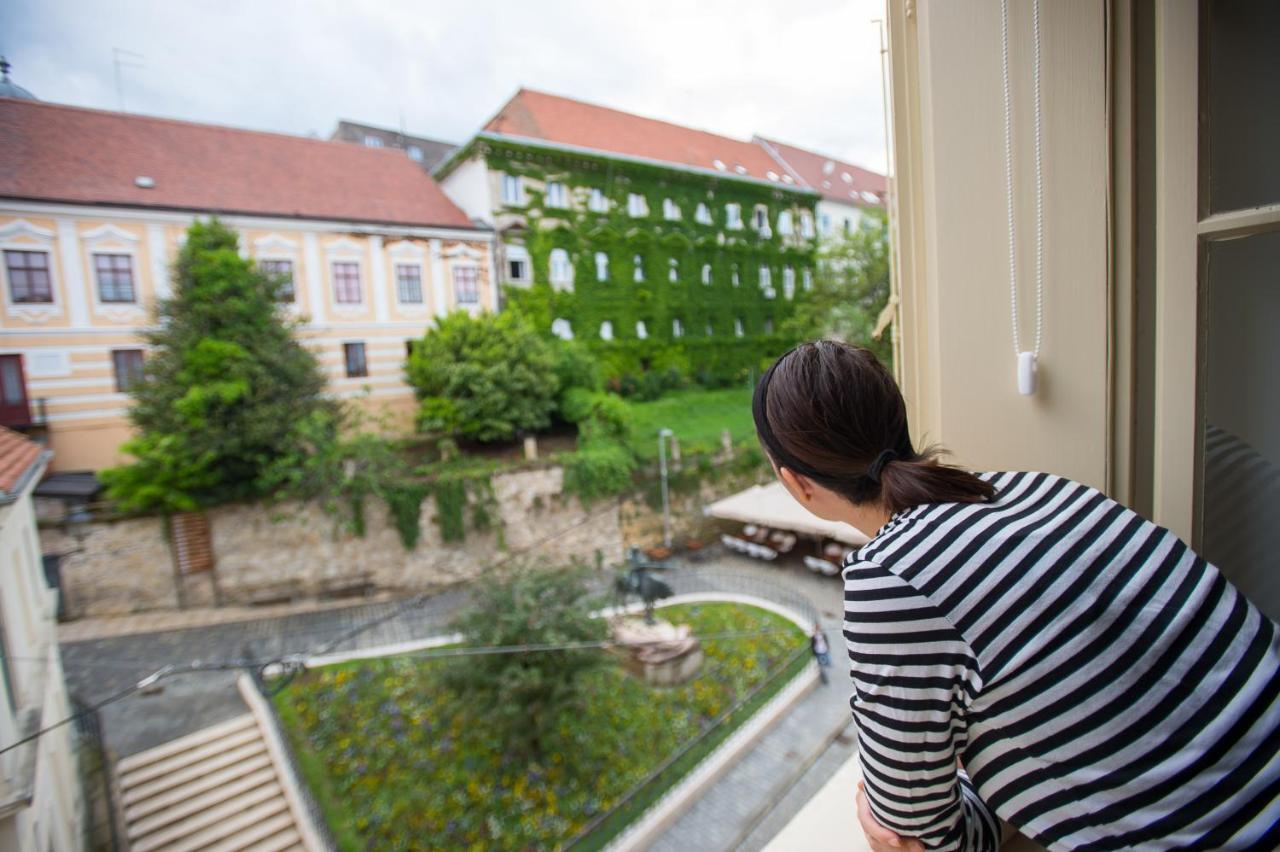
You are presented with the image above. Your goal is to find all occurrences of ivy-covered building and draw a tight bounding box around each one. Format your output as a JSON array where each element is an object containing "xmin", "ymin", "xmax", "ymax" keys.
[{"xmin": 435, "ymin": 89, "xmax": 820, "ymax": 384}]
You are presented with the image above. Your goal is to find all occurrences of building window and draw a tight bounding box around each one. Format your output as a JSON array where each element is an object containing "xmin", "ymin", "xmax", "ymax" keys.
[
  {"xmin": 843, "ymin": 218, "xmax": 853, "ymax": 235},
  {"xmin": 396, "ymin": 263, "xmax": 424, "ymax": 303},
  {"xmin": 4, "ymin": 250, "xmax": 53, "ymax": 303},
  {"xmin": 753, "ymin": 206, "xmax": 769, "ymax": 231},
  {"xmin": 800, "ymin": 212, "xmax": 815, "ymax": 238},
  {"xmin": 453, "ymin": 266, "xmax": 480, "ymax": 305},
  {"xmin": 819, "ymin": 213, "xmax": 832, "ymax": 235},
  {"xmin": 551, "ymin": 318, "xmax": 574, "ymax": 340},
  {"xmin": 111, "ymin": 349, "xmax": 144, "ymax": 392},
  {"xmin": 635, "ymin": 320, "xmax": 648, "ymax": 340},
  {"xmin": 668, "ymin": 258, "xmax": 679, "ymax": 282},
  {"xmin": 363, "ymin": 135, "xmax": 383, "ymax": 148},
  {"xmin": 595, "ymin": 251, "xmax": 609, "ymax": 282},
  {"xmin": 633, "ymin": 254, "xmax": 645, "ymax": 282},
  {"xmin": 343, "ymin": 342, "xmax": 368, "ymax": 378},
  {"xmin": 663, "ymin": 198, "xmax": 681, "ymax": 220},
  {"xmin": 588, "ymin": 188, "xmax": 608, "ymax": 212},
  {"xmin": 93, "ymin": 253, "xmax": 135, "ymax": 303},
  {"xmin": 734, "ymin": 318, "xmax": 745, "ymax": 337},
  {"xmin": 549, "ymin": 248, "xmax": 573, "ymax": 286},
  {"xmin": 546, "ymin": 181, "xmax": 569, "ymax": 209},
  {"xmin": 759, "ymin": 265, "xmax": 772, "ymax": 290},
  {"xmin": 502, "ymin": 174, "xmax": 523, "ymax": 205},
  {"xmin": 506, "ymin": 246, "xmax": 529, "ymax": 283},
  {"xmin": 778, "ymin": 210, "xmax": 794, "ymax": 236},
  {"xmin": 705, "ymin": 322, "xmax": 714, "ymax": 337},
  {"xmin": 701, "ymin": 263, "xmax": 712, "ymax": 285},
  {"xmin": 599, "ymin": 321, "xmax": 614, "ymax": 341},
  {"xmin": 407, "ymin": 145, "xmax": 424, "ymax": 162},
  {"xmin": 802, "ymin": 268, "xmax": 813, "ymax": 290},
  {"xmin": 725, "ymin": 203, "xmax": 742, "ymax": 229},
  {"xmin": 695, "ymin": 202, "xmax": 712, "ymax": 225},
  {"xmin": 331, "ymin": 261, "xmax": 362, "ymax": 304},
  {"xmin": 627, "ymin": 193, "xmax": 648, "ymax": 217},
  {"xmin": 731, "ymin": 264, "xmax": 740, "ymax": 287},
  {"xmin": 783, "ymin": 267, "xmax": 796, "ymax": 300},
  {"xmin": 260, "ymin": 259, "xmax": 295, "ymax": 302},
  {"xmin": 764, "ymin": 317, "xmax": 775, "ymax": 334},
  {"xmin": 672, "ymin": 318, "xmax": 684, "ymax": 338}
]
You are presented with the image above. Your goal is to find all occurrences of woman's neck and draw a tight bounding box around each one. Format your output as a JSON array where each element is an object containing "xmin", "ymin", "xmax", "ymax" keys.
[{"xmin": 845, "ymin": 502, "xmax": 895, "ymax": 540}]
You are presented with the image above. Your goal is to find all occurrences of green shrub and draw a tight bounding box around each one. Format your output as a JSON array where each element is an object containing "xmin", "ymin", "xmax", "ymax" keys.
[
  {"xmin": 562, "ymin": 443, "xmax": 636, "ymax": 503},
  {"xmin": 560, "ymin": 387, "xmax": 596, "ymax": 424}
]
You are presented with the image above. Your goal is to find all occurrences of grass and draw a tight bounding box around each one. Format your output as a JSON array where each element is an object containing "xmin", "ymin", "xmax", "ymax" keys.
[
  {"xmin": 272, "ymin": 603, "xmax": 807, "ymax": 850},
  {"xmin": 625, "ymin": 386, "xmax": 756, "ymax": 460}
]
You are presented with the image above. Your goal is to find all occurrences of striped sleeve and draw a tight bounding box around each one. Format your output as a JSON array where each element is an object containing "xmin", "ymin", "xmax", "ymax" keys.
[{"xmin": 844, "ymin": 559, "xmax": 1000, "ymax": 852}]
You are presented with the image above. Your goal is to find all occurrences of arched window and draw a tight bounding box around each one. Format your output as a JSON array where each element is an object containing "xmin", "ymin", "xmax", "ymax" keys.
[
  {"xmin": 633, "ymin": 254, "xmax": 645, "ymax": 282},
  {"xmin": 663, "ymin": 198, "xmax": 681, "ymax": 220},
  {"xmin": 668, "ymin": 258, "xmax": 679, "ymax": 282},
  {"xmin": 695, "ymin": 203, "xmax": 712, "ymax": 225},
  {"xmin": 731, "ymin": 264, "xmax": 740, "ymax": 287},
  {"xmin": 725, "ymin": 203, "xmax": 743, "ymax": 229},
  {"xmin": 778, "ymin": 210, "xmax": 794, "ymax": 235},
  {"xmin": 599, "ymin": 320, "xmax": 614, "ymax": 341},
  {"xmin": 635, "ymin": 320, "xmax": 648, "ymax": 340},
  {"xmin": 595, "ymin": 251, "xmax": 609, "ymax": 282},
  {"xmin": 672, "ymin": 318, "xmax": 684, "ymax": 338},
  {"xmin": 549, "ymin": 248, "xmax": 573, "ymax": 286},
  {"xmin": 783, "ymin": 267, "xmax": 796, "ymax": 300},
  {"xmin": 588, "ymin": 188, "xmax": 608, "ymax": 212},
  {"xmin": 701, "ymin": 263, "xmax": 712, "ymax": 284},
  {"xmin": 734, "ymin": 318, "xmax": 745, "ymax": 337}
]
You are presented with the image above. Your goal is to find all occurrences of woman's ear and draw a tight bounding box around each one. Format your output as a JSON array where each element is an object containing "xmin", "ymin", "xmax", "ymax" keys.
[{"xmin": 778, "ymin": 466, "xmax": 813, "ymax": 502}]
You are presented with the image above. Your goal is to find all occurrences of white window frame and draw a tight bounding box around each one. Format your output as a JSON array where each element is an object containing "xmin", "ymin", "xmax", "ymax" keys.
[
  {"xmin": 505, "ymin": 244, "xmax": 530, "ymax": 285},
  {"xmin": 0, "ymin": 220, "xmax": 61, "ymax": 324},
  {"xmin": 325, "ymin": 237, "xmax": 366, "ymax": 314},
  {"xmin": 783, "ymin": 266, "xmax": 796, "ymax": 300},
  {"xmin": 668, "ymin": 257, "xmax": 679, "ymax": 282},
  {"xmin": 588, "ymin": 188, "xmax": 609, "ymax": 213},
  {"xmin": 451, "ymin": 263, "xmax": 482, "ymax": 307},
  {"xmin": 800, "ymin": 211, "xmax": 816, "ymax": 238},
  {"xmin": 635, "ymin": 320, "xmax": 648, "ymax": 340},
  {"xmin": 501, "ymin": 173, "xmax": 524, "ymax": 206},
  {"xmin": 595, "ymin": 251, "xmax": 609, "ymax": 282},
  {"xmin": 725, "ymin": 203, "xmax": 743, "ymax": 229},
  {"xmin": 734, "ymin": 318, "xmax": 745, "ymax": 337},
  {"xmin": 701, "ymin": 263, "xmax": 712, "ymax": 285},
  {"xmin": 663, "ymin": 198, "xmax": 681, "ymax": 220},
  {"xmin": 546, "ymin": 181, "xmax": 569, "ymax": 209},
  {"xmin": 695, "ymin": 202, "xmax": 713, "ymax": 225},
  {"xmin": 551, "ymin": 318, "xmax": 574, "ymax": 340},
  {"xmin": 627, "ymin": 193, "xmax": 648, "ymax": 217},
  {"xmin": 802, "ymin": 268, "xmax": 813, "ymax": 291},
  {"xmin": 394, "ymin": 262, "xmax": 426, "ymax": 305},
  {"xmin": 731, "ymin": 264, "xmax": 740, "ymax": 287},
  {"xmin": 549, "ymin": 248, "xmax": 573, "ymax": 289},
  {"xmin": 82, "ymin": 223, "xmax": 144, "ymax": 322},
  {"xmin": 599, "ymin": 320, "xmax": 614, "ymax": 341},
  {"xmin": 672, "ymin": 317, "xmax": 683, "ymax": 338},
  {"xmin": 778, "ymin": 210, "xmax": 794, "ymax": 236},
  {"xmin": 633, "ymin": 254, "xmax": 645, "ymax": 282}
]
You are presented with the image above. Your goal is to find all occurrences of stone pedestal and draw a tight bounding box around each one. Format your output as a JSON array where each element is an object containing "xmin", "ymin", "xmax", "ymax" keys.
[{"xmin": 612, "ymin": 617, "xmax": 703, "ymax": 685}]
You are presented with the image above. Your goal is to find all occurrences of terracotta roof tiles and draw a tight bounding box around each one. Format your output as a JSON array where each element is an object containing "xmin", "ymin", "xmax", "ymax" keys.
[
  {"xmin": 0, "ymin": 427, "xmax": 43, "ymax": 499},
  {"xmin": 0, "ymin": 99, "xmax": 475, "ymax": 229},
  {"xmin": 755, "ymin": 136, "xmax": 886, "ymax": 207}
]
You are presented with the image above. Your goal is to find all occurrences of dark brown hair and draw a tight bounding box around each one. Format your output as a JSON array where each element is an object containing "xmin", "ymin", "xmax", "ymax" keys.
[{"xmin": 752, "ymin": 340, "xmax": 995, "ymax": 515}]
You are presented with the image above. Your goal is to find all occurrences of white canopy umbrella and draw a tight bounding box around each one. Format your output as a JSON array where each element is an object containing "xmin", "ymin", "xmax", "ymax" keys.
[{"xmin": 706, "ymin": 482, "xmax": 871, "ymax": 547}]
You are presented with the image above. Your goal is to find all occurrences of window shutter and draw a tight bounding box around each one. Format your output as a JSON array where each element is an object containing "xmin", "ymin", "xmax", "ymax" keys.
[{"xmin": 170, "ymin": 512, "xmax": 214, "ymax": 575}]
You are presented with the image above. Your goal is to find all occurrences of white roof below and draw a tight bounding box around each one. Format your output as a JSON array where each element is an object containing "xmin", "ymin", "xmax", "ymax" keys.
[{"xmin": 707, "ymin": 482, "xmax": 872, "ymax": 547}]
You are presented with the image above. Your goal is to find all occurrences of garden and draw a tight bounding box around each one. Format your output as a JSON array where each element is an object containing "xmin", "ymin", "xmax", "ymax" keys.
[{"xmin": 272, "ymin": 580, "xmax": 809, "ymax": 849}]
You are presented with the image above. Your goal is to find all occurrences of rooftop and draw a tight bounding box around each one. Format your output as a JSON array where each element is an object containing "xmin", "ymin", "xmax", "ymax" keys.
[
  {"xmin": 477, "ymin": 88, "xmax": 798, "ymax": 186},
  {"xmin": 755, "ymin": 136, "xmax": 886, "ymax": 208},
  {"xmin": 0, "ymin": 99, "xmax": 476, "ymax": 230},
  {"xmin": 330, "ymin": 119, "xmax": 457, "ymax": 172},
  {"xmin": 0, "ymin": 426, "xmax": 44, "ymax": 501}
]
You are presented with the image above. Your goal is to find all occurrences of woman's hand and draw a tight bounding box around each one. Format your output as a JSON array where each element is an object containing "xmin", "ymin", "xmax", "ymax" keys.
[{"xmin": 858, "ymin": 781, "xmax": 925, "ymax": 852}]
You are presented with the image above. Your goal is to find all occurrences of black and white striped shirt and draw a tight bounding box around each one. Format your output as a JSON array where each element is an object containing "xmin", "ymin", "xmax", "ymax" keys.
[{"xmin": 843, "ymin": 471, "xmax": 1280, "ymax": 850}]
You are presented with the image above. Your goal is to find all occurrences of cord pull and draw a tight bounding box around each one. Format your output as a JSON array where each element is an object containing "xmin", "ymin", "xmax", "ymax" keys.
[{"xmin": 1018, "ymin": 351, "xmax": 1038, "ymax": 396}]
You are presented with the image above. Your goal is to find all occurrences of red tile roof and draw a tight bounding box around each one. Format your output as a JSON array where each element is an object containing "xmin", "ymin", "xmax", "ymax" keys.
[
  {"xmin": 482, "ymin": 89, "xmax": 797, "ymax": 185},
  {"xmin": 755, "ymin": 137, "xmax": 886, "ymax": 208},
  {"xmin": 0, "ymin": 99, "xmax": 476, "ymax": 229},
  {"xmin": 0, "ymin": 426, "xmax": 43, "ymax": 499}
]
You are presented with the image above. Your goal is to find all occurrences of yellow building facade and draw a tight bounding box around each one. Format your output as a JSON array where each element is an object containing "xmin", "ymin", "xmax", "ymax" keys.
[{"xmin": 0, "ymin": 203, "xmax": 494, "ymax": 471}]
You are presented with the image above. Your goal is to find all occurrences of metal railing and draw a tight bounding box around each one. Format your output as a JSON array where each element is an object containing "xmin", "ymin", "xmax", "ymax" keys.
[{"xmin": 72, "ymin": 696, "xmax": 120, "ymax": 852}]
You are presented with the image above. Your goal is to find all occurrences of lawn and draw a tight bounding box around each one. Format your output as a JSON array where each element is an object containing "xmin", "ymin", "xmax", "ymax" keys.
[
  {"xmin": 625, "ymin": 386, "xmax": 756, "ymax": 460},
  {"xmin": 273, "ymin": 602, "xmax": 807, "ymax": 850}
]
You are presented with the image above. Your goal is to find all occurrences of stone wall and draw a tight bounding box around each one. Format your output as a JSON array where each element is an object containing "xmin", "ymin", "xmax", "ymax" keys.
[{"xmin": 43, "ymin": 463, "xmax": 764, "ymax": 619}]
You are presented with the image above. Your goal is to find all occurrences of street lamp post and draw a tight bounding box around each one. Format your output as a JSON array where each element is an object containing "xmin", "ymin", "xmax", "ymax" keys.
[{"xmin": 658, "ymin": 428, "xmax": 674, "ymax": 548}]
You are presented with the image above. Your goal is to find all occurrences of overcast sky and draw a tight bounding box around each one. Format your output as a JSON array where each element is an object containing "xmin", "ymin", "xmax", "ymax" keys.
[{"xmin": 1, "ymin": 0, "xmax": 890, "ymax": 172}]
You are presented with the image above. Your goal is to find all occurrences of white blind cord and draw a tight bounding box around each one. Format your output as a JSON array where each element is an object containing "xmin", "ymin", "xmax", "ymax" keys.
[{"xmin": 1001, "ymin": 0, "xmax": 1046, "ymax": 393}]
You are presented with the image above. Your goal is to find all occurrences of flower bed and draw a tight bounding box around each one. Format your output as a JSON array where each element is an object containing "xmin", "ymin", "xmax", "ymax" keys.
[{"xmin": 273, "ymin": 602, "xmax": 807, "ymax": 850}]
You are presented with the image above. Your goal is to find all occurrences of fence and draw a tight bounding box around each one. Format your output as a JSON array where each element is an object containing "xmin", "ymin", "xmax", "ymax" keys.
[{"xmin": 72, "ymin": 697, "xmax": 120, "ymax": 852}]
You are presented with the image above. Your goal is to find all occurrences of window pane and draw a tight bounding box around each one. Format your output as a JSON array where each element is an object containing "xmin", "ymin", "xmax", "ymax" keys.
[
  {"xmin": 1200, "ymin": 230, "xmax": 1280, "ymax": 622},
  {"xmin": 112, "ymin": 349, "xmax": 144, "ymax": 392},
  {"xmin": 453, "ymin": 266, "xmax": 479, "ymax": 304},
  {"xmin": 344, "ymin": 343, "xmax": 368, "ymax": 377},
  {"xmin": 261, "ymin": 259, "xmax": 294, "ymax": 301},
  {"xmin": 94, "ymin": 254, "xmax": 135, "ymax": 302},
  {"xmin": 396, "ymin": 264, "xmax": 423, "ymax": 303},
  {"xmin": 332, "ymin": 262, "xmax": 361, "ymax": 303},
  {"xmin": 1205, "ymin": 1, "xmax": 1280, "ymax": 212}
]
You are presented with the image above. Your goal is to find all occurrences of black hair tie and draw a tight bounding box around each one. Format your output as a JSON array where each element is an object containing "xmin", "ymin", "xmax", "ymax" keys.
[{"xmin": 867, "ymin": 449, "xmax": 897, "ymax": 484}]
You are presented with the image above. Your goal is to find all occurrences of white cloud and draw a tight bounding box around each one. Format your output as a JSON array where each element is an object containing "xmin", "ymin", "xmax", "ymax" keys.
[{"xmin": 1, "ymin": 0, "xmax": 889, "ymax": 171}]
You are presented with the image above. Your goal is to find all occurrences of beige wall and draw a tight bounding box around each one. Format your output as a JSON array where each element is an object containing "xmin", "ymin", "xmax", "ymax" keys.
[
  {"xmin": 887, "ymin": 0, "xmax": 1110, "ymax": 489},
  {"xmin": 0, "ymin": 204, "xmax": 495, "ymax": 471},
  {"xmin": 0, "ymin": 454, "xmax": 84, "ymax": 851}
]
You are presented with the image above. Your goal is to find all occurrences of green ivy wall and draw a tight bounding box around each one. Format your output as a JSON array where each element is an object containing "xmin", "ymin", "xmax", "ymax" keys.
[{"xmin": 471, "ymin": 140, "xmax": 819, "ymax": 385}]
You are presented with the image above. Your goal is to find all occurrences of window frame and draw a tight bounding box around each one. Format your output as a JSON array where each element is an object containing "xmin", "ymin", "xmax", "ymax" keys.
[
  {"xmin": 725, "ymin": 203, "xmax": 743, "ymax": 229},
  {"xmin": 343, "ymin": 342, "xmax": 368, "ymax": 378},
  {"xmin": 330, "ymin": 260, "xmax": 363, "ymax": 305},
  {"xmin": 452, "ymin": 264, "xmax": 481, "ymax": 306},
  {"xmin": 3, "ymin": 249, "xmax": 54, "ymax": 304},
  {"xmin": 259, "ymin": 258, "xmax": 296, "ymax": 302},
  {"xmin": 111, "ymin": 348, "xmax": 145, "ymax": 393},
  {"xmin": 595, "ymin": 251, "xmax": 609, "ymax": 282},
  {"xmin": 93, "ymin": 252, "xmax": 137, "ymax": 304},
  {"xmin": 501, "ymin": 174, "xmax": 524, "ymax": 206},
  {"xmin": 395, "ymin": 262, "xmax": 425, "ymax": 304},
  {"xmin": 548, "ymin": 248, "xmax": 573, "ymax": 287},
  {"xmin": 546, "ymin": 181, "xmax": 569, "ymax": 209}
]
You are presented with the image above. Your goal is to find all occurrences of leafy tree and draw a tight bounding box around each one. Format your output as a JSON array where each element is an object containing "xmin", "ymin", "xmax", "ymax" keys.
[
  {"xmin": 446, "ymin": 566, "xmax": 609, "ymax": 760},
  {"xmin": 101, "ymin": 219, "xmax": 333, "ymax": 512},
  {"xmin": 406, "ymin": 310, "xmax": 560, "ymax": 442},
  {"xmin": 785, "ymin": 209, "xmax": 893, "ymax": 367}
]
